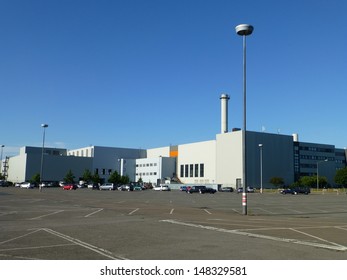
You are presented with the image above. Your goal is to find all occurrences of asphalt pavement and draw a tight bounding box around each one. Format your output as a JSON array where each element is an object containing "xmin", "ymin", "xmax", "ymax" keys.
[{"xmin": 1, "ymin": 187, "xmax": 347, "ymax": 260}]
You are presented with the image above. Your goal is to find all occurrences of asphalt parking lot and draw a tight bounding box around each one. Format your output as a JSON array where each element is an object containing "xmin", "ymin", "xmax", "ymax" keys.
[{"xmin": 1, "ymin": 187, "xmax": 347, "ymax": 260}]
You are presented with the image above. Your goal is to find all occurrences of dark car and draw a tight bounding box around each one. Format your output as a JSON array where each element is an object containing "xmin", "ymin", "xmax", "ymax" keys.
[
  {"xmin": 188, "ymin": 186, "xmax": 216, "ymax": 194},
  {"xmin": 280, "ymin": 188, "xmax": 296, "ymax": 195},
  {"xmin": 281, "ymin": 187, "xmax": 310, "ymax": 195}
]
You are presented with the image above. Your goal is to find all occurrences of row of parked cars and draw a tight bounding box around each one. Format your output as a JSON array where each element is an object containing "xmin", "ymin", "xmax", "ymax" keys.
[
  {"xmin": 178, "ymin": 185, "xmax": 256, "ymax": 194},
  {"xmin": 60, "ymin": 182, "xmax": 146, "ymax": 191}
]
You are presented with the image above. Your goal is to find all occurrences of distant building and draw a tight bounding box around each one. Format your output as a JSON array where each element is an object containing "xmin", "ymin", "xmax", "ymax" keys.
[{"xmin": 4, "ymin": 95, "xmax": 346, "ymax": 187}]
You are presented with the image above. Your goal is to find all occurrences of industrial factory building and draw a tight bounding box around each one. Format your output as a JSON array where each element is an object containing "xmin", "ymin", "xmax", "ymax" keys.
[{"xmin": 3, "ymin": 95, "xmax": 346, "ymax": 188}]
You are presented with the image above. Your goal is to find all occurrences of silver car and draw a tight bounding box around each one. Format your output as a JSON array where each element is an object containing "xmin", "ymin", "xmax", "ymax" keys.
[{"xmin": 99, "ymin": 183, "xmax": 114, "ymax": 190}]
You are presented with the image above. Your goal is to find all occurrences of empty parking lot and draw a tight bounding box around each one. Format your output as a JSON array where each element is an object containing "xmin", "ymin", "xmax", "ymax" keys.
[{"xmin": 1, "ymin": 187, "xmax": 347, "ymax": 260}]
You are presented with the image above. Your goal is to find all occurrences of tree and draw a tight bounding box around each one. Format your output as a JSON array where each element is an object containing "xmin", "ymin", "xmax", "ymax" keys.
[
  {"xmin": 81, "ymin": 169, "xmax": 93, "ymax": 182},
  {"xmin": 269, "ymin": 177, "xmax": 284, "ymax": 188},
  {"xmin": 335, "ymin": 167, "xmax": 347, "ymax": 187},
  {"xmin": 92, "ymin": 173, "xmax": 102, "ymax": 184},
  {"xmin": 31, "ymin": 173, "xmax": 40, "ymax": 184},
  {"xmin": 299, "ymin": 176, "xmax": 316, "ymax": 188},
  {"xmin": 108, "ymin": 171, "xmax": 121, "ymax": 184},
  {"xmin": 317, "ymin": 176, "xmax": 328, "ymax": 189},
  {"xmin": 120, "ymin": 175, "xmax": 130, "ymax": 184},
  {"xmin": 64, "ymin": 170, "xmax": 75, "ymax": 183}
]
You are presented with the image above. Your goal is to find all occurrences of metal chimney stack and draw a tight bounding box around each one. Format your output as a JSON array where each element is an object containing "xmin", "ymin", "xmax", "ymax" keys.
[{"xmin": 220, "ymin": 94, "xmax": 230, "ymax": 134}]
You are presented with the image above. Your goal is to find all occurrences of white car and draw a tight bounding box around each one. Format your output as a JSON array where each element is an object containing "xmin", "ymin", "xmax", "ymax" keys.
[
  {"xmin": 99, "ymin": 183, "xmax": 114, "ymax": 190},
  {"xmin": 20, "ymin": 182, "xmax": 35, "ymax": 189},
  {"xmin": 153, "ymin": 185, "xmax": 171, "ymax": 191}
]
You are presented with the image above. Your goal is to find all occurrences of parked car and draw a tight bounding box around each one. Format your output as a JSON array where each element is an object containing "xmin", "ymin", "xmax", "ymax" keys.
[
  {"xmin": 63, "ymin": 184, "xmax": 77, "ymax": 190},
  {"xmin": 281, "ymin": 187, "xmax": 310, "ymax": 195},
  {"xmin": 179, "ymin": 186, "xmax": 188, "ymax": 191},
  {"xmin": 20, "ymin": 182, "xmax": 35, "ymax": 189},
  {"xmin": 0, "ymin": 180, "xmax": 9, "ymax": 187},
  {"xmin": 188, "ymin": 185, "xmax": 216, "ymax": 194},
  {"xmin": 280, "ymin": 188, "xmax": 296, "ymax": 195},
  {"xmin": 237, "ymin": 186, "xmax": 255, "ymax": 193},
  {"xmin": 99, "ymin": 183, "xmax": 115, "ymax": 190},
  {"xmin": 133, "ymin": 185, "xmax": 142, "ymax": 191},
  {"xmin": 220, "ymin": 186, "xmax": 234, "ymax": 192},
  {"xmin": 118, "ymin": 184, "xmax": 130, "ymax": 191},
  {"xmin": 153, "ymin": 185, "xmax": 171, "ymax": 191},
  {"xmin": 88, "ymin": 183, "xmax": 100, "ymax": 190}
]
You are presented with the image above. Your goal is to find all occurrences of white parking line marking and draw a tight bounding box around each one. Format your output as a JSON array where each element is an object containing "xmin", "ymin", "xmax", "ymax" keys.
[
  {"xmin": 28, "ymin": 210, "xmax": 64, "ymax": 220},
  {"xmin": 255, "ymin": 208, "xmax": 276, "ymax": 214},
  {"xmin": 284, "ymin": 208, "xmax": 303, "ymax": 214},
  {"xmin": 0, "ymin": 229, "xmax": 41, "ymax": 245},
  {"xmin": 0, "ymin": 211, "xmax": 17, "ymax": 216},
  {"xmin": 335, "ymin": 226, "xmax": 347, "ymax": 231},
  {"xmin": 160, "ymin": 219, "xmax": 347, "ymax": 252},
  {"xmin": 42, "ymin": 228, "xmax": 127, "ymax": 260},
  {"xmin": 204, "ymin": 209, "xmax": 212, "ymax": 215},
  {"xmin": 0, "ymin": 243, "xmax": 76, "ymax": 252},
  {"xmin": 128, "ymin": 208, "xmax": 139, "ymax": 215},
  {"xmin": 289, "ymin": 228, "xmax": 344, "ymax": 247},
  {"xmin": 170, "ymin": 209, "xmax": 174, "ymax": 215},
  {"xmin": 231, "ymin": 208, "xmax": 241, "ymax": 214},
  {"xmin": 84, "ymin": 208, "xmax": 103, "ymax": 218}
]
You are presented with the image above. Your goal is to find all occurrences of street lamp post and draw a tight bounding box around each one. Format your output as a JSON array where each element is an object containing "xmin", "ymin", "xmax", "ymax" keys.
[
  {"xmin": 259, "ymin": 144, "xmax": 263, "ymax": 194},
  {"xmin": 316, "ymin": 158, "xmax": 328, "ymax": 191},
  {"xmin": 39, "ymin": 124, "xmax": 48, "ymax": 192},
  {"xmin": 0, "ymin": 145, "xmax": 4, "ymax": 176},
  {"xmin": 235, "ymin": 24, "xmax": 254, "ymax": 215}
]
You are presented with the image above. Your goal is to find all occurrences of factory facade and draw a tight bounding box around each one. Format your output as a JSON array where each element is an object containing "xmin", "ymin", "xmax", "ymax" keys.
[
  {"xmin": 3, "ymin": 131, "xmax": 346, "ymax": 189},
  {"xmin": 3, "ymin": 95, "xmax": 346, "ymax": 188}
]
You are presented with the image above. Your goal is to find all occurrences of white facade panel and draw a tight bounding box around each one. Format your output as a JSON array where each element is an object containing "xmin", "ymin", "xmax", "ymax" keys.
[
  {"xmin": 135, "ymin": 157, "xmax": 176, "ymax": 184},
  {"xmin": 146, "ymin": 147, "xmax": 170, "ymax": 158},
  {"xmin": 177, "ymin": 140, "xmax": 216, "ymax": 184},
  {"xmin": 216, "ymin": 131, "xmax": 243, "ymax": 188}
]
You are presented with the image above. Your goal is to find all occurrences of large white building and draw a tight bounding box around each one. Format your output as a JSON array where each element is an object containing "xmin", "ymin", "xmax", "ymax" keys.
[{"xmin": 3, "ymin": 95, "xmax": 346, "ymax": 188}]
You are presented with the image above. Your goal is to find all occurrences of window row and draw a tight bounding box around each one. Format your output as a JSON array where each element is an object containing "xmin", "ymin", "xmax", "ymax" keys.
[
  {"xmin": 136, "ymin": 172, "xmax": 157, "ymax": 177},
  {"xmin": 95, "ymin": 168, "xmax": 113, "ymax": 175},
  {"xmin": 180, "ymin": 163, "xmax": 204, "ymax": 178},
  {"xmin": 136, "ymin": 163, "xmax": 157, "ymax": 168},
  {"xmin": 300, "ymin": 146, "xmax": 334, "ymax": 153}
]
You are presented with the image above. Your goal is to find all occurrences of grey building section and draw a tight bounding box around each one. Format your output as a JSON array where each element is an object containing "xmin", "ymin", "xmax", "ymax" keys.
[
  {"xmin": 246, "ymin": 131, "xmax": 294, "ymax": 188},
  {"xmin": 68, "ymin": 146, "xmax": 147, "ymax": 182},
  {"xmin": 295, "ymin": 142, "xmax": 346, "ymax": 186},
  {"xmin": 7, "ymin": 147, "xmax": 92, "ymax": 182}
]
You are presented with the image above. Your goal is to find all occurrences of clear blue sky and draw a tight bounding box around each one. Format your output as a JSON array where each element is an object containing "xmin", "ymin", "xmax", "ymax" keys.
[{"xmin": 1, "ymin": 0, "xmax": 346, "ymax": 158}]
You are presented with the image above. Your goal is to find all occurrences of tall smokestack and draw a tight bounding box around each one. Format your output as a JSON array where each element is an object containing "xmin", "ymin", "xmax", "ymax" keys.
[{"xmin": 220, "ymin": 94, "xmax": 230, "ymax": 134}]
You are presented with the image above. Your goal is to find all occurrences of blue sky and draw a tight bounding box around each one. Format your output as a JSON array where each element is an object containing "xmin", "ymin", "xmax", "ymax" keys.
[{"xmin": 1, "ymin": 0, "xmax": 346, "ymax": 158}]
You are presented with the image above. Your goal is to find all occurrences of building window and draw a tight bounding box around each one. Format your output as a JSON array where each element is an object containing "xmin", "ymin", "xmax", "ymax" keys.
[
  {"xmin": 180, "ymin": 165, "xmax": 184, "ymax": 177},
  {"xmin": 190, "ymin": 164, "xmax": 193, "ymax": 177},
  {"xmin": 95, "ymin": 168, "xmax": 99, "ymax": 175},
  {"xmin": 102, "ymin": 169, "xmax": 106, "ymax": 175},
  {"xmin": 108, "ymin": 169, "xmax": 112, "ymax": 175},
  {"xmin": 194, "ymin": 164, "xmax": 199, "ymax": 177},
  {"xmin": 185, "ymin": 165, "xmax": 189, "ymax": 177},
  {"xmin": 200, "ymin": 164, "xmax": 204, "ymax": 177}
]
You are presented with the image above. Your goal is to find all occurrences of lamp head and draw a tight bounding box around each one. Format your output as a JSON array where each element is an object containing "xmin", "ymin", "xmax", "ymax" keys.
[{"xmin": 235, "ymin": 24, "xmax": 254, "ymax": 36}]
